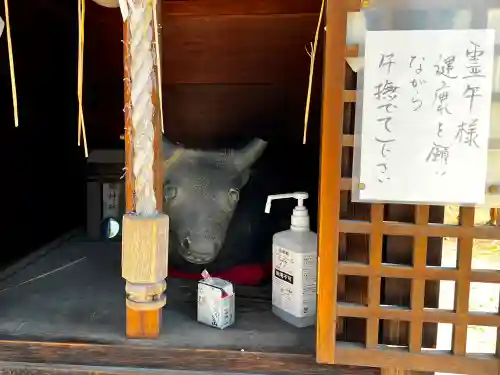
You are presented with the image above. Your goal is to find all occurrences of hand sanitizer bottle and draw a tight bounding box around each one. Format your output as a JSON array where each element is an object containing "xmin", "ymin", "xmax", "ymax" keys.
[{"xmin": 264, "ymin": 192, "xmax": 318, "ymax": 328}]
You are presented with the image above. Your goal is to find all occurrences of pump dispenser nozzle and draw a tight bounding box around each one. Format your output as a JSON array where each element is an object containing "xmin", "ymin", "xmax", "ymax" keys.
[{"xmin": 265, "ymin": 192, "xmax": 310, "ymax": 231}]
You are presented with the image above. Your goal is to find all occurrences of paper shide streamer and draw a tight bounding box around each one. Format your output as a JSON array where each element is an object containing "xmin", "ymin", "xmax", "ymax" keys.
[
  {"xmin": 302, "ymin": 0, "xmax": 325, "ymax": 145},
  {"xmin": 3, "ymin": 0, "xmax": 19, "ymax": 128},
  {"xmin": 78, "ymin": 0, "xmax": 89, "ymax": 157},
  {"xmin": 2, "ymin": 0, "xmax": 88, "ymax": 154}
]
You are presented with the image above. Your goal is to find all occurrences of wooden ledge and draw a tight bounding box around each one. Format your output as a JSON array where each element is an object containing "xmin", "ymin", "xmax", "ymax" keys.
[
  {"xmin": 336, "ymin": 343, "xmax": 499, "ymax": 375},
  {"xmin": 0, "ymin": 340, "xmax": 378, "ymax": 375}
]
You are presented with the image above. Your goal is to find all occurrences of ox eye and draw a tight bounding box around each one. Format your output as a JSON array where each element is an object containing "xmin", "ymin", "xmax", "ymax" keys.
[
  {"xmin": 164, "ymin": 185, "xmax": 177, "ymax": 201},
  {"xmin": 228, "ymin": 188, "xmax": 240, "ymax": 204}
]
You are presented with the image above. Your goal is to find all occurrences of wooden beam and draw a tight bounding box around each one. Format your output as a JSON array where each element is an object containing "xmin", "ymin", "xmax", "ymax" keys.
[
  {"xmin": 163, "ymin": 0, "xmax": 361, "ymax": 15},
  {"xmin": 338, "ymin": 261, "xmax": 500, "ymax": 284},
  {"xmin": 335, "ymin": 343, "xmax": 499, "ymax": 375},
  {"xmin": 339, "ymin": 219, "xmax": 500, "ymax": 240},
  {"xmin": 0, "ymin": 340, "xmax": 379, "ymax": 375},
  {"xmin": 316, "ymin": 0, "xmax": 349, "ymax": 365},
  {"xmin": 161, "ymin": 14, "xmax": 318, "ymax": 85},
  {"xmin": 163, "ymin": 0, "xmax": 323, "ymax": 16}
]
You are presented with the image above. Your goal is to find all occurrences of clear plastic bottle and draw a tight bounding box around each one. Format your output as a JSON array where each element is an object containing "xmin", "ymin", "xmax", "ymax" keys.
[{"xmin": 264, "ymin": 192, "xmax": 318, "ymax": 328}]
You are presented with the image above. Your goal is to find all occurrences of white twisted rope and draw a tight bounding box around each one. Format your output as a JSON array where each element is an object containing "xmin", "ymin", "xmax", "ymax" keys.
[{"xmin": 128, "ymin": 1, "xmax": 157, "ymax": 215}]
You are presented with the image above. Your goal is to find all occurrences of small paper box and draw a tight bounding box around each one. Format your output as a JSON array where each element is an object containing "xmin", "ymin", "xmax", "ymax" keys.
[{"xmin": 197, "ymin": 277, "xmax": 235, "ymax": 330}]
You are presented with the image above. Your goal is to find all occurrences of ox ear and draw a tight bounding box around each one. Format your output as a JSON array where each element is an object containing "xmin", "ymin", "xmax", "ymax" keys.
[
  {"xmin": 163, "ymin": 137, "xmax": 184, "ymax": 160},
  {"xmin": 232, "ymin": 138, "xmax": 268, "ymax": 172}
]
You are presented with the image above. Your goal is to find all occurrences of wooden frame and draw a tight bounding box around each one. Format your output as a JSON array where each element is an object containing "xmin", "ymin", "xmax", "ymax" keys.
[
  {"xmin": 317, "ymin": 0, "xmax": 500, "ymax": 373},
  {"xmin": 316, "ymin": 0, "xmax": 350, "ymax": 363}
]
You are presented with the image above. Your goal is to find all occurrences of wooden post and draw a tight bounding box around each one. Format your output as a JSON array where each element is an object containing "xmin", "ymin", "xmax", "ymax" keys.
[
  {"xmin": 123, "ymin": 0, "xmax": 166, "ymax": 339},
  {"xmin": 316, "ymin": 0, "xmax": 348, "ymax": 364}
]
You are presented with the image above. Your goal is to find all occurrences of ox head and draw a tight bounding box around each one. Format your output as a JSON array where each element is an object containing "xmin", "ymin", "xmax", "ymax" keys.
[{"xmin": 162, "ymin": 138, "xmax": 268, "ymax": 264}]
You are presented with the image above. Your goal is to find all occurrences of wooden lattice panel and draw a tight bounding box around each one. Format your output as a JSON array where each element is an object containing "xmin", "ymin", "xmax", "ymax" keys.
[
  {"xmin": 316, "ymin": 0, "xmax": 500, "ymax": 374},
  {"xmin": 334, "ymin": 205, "xmax": 500, "ymax": 374}
]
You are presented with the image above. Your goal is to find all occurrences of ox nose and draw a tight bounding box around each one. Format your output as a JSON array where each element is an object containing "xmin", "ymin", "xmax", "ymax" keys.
[
  {"xmin": 180, "ymin": 235, "xmax": 220, "ymax": 264},
  {"xmin": 181, "ymin": 237, "xmax": 191, "ymax": 250}
]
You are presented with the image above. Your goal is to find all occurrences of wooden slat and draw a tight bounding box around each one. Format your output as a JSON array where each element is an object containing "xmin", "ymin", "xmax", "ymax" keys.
[
  {"xmin": 335, "ymin": 343, "xmax": 500, "ymax": 375},
  {"xmin": 470, "ymin": 269, "xmax": 500, "ymax": 284},
  {"xmin": 164, "ymin": 0, "xmax": 362, "ymax": 16},
  {"xmin": 316, "ymin": 0, "xmax": 349, "ymax": 364},
  {"xmin": 340, "ymin": 178, "xmax": 352, "ymax": 191},
  {"xmin": 409, "ymin": 206, "xmax": 429, "ymax": 353},
  {"xmin": 452, "ymin": 207, "xmax": 475, "ymax": 355},
  {"xmin": 338, "ymin": 262, "xmax": 500, "ymax": 284},
  {"xmin": 343, "ymin": 90, "xmax": 356, "ymax": 103},
  {"xmin": 0, "ymin": 340, "xmax": 379, "ymax": 375},
  {"xmin": 339, "ymin": 220, "xmax": 500, "ymax": 240},
  {"xmin": 337, "ymin": 303, "xmax": 500, "ymax": 327},
  {"xmin": 366, "ymin": 204, "xmax": 384, "ymax": 348},
  {"xmin": 345, "ymin": 45, "xmax": 359, "ymax": 58},
  {"xmin": 162, "ymin": 84, "xmax": 316, "ymax": 141},
  {"xmin": 336, "ymin": 68, "xmax": 359, "ymax": 343},
  {"xmin": 163, "ymin": 0, "xmax": 325, "ymax": 16},
  {"xmin": 342, "ymin": 134, "xmax": 354, "ymax": 147},
  {"xmin": 162, "ymin": 14, "xmax": 319, "ymax": 85}
]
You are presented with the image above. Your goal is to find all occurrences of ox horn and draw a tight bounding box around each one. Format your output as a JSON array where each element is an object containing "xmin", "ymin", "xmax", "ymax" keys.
[
  {"xmin": 233, "ymin": 138, "xmax": 268, "ymax": 172},
  {"xmin": 91, "ymin": 0, "xmax": 119, "ymax": 8}
]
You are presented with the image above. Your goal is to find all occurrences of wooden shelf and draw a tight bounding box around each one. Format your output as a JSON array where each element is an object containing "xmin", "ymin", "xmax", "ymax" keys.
[{"xmin": 0, "ymin": 235, "xmax": 378, "ymax": 375}]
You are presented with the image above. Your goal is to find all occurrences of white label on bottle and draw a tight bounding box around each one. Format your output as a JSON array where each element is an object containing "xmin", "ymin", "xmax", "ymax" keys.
[{"xmin": 272, "ymin": 245, "xmax": 317, "ymax": 318}]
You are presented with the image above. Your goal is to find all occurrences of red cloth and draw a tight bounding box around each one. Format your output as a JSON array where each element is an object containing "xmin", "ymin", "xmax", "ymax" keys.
[{"xmin": 169, "ymin": 262, "xmax": 272, "ymax": 286}]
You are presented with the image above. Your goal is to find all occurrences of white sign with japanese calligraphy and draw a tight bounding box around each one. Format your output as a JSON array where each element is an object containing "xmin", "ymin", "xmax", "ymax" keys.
[{"xmin": 353, "ymin": 29, "xmax": 496, "ymax": 205}]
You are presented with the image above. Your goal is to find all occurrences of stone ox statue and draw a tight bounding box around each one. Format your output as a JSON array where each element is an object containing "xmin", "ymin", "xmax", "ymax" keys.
[{"xmin": 163, "ymin": 138, "xmax": 268, "ymax": 265}]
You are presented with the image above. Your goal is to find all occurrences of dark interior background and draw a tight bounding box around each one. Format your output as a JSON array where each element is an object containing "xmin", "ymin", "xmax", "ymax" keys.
[{"xmin": 0, "ymin": 0, "xmax": 324, "ymax": 268}]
